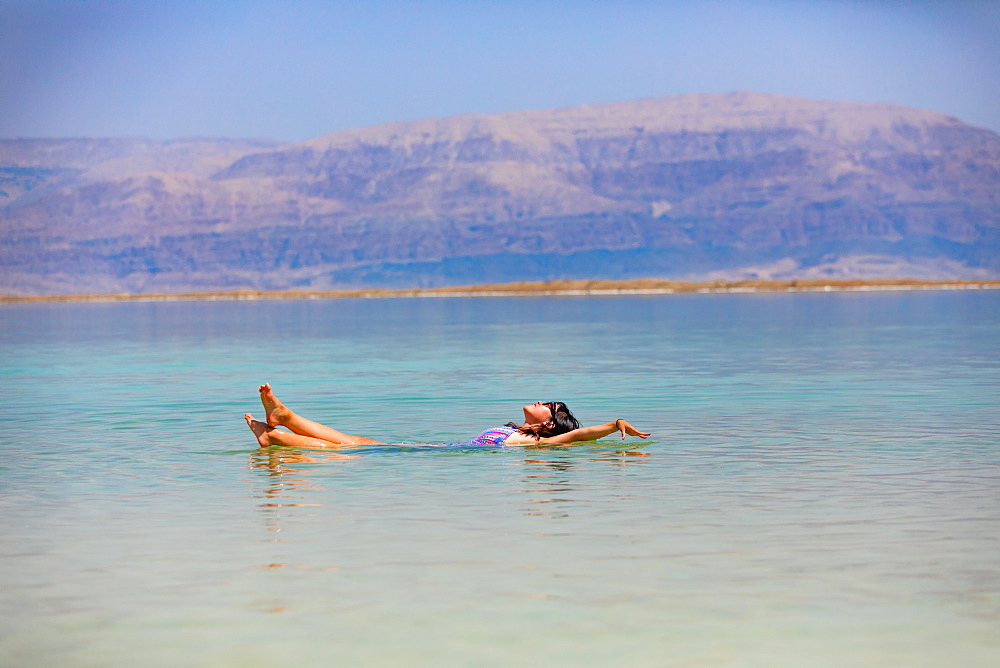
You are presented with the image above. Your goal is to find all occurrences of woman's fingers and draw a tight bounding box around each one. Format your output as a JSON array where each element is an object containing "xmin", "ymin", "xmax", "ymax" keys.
[{"xmin": 618, "ymin": 420, "xmax": 651, "ymax": 439}]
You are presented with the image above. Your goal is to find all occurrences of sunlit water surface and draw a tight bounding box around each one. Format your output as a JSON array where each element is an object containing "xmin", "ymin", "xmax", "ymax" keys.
[{"xmin": 1, "ymin": 292, "xmax": 998, "ymax": 666}]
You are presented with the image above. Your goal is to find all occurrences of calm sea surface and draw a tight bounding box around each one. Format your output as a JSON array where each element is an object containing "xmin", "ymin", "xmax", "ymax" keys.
[{"xmin": 1, "ymin": 292, "xmax": 998, "ymax": 666}]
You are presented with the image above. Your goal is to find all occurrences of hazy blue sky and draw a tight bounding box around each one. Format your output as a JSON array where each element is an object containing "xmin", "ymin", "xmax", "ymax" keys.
[{"xmin": 2, "ymin": 0, "xmax": 998, "ymax": 141}]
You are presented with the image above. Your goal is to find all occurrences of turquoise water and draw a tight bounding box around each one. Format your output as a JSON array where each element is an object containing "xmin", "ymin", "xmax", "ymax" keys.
[{"xmin": 1, "ymin": 292, "xmax": 998, "ymax": 666}]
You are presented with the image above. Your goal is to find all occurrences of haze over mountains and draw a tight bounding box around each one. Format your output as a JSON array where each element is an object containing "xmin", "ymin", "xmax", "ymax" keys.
[{"xmin": 1, "ymin": 92, "xmax": 998, "ymax": 295}]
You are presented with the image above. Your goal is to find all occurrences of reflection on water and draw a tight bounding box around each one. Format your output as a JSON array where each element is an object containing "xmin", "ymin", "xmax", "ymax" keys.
[
  {"xmin": 248, "ymin": 448, "xmax": 354, "ymax": 537},
  {"xmin": 518, "ymin": 448, "xmax": 650, "ymax": 519},
  {"xmin": 521, "ymin": 454, "xmax": 582, "ymax": 519},
  {"xmin": 247, "ymin": 443, "xmax": 654, "ymax": 527},
  {"xmin": 250, "ymin": 450, "xmax": 322, "ymax": 502}
]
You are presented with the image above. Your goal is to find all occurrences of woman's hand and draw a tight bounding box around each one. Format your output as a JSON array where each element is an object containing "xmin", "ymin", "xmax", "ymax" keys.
[{"xmin": 615, "ymin": 419, "xmax": 651, "ymax": 440}]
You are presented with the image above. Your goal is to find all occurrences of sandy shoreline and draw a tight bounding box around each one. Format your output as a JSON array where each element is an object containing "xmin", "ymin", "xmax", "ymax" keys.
[{"xmin": 2, "ymin": 278, "xmax": 1000, "ymax": 304}]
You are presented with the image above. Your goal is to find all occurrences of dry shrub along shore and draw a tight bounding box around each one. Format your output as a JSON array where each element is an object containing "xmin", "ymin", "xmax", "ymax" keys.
[{"xmin": 2, "ymin": 279, "xmax": 999, "ymax": 303}]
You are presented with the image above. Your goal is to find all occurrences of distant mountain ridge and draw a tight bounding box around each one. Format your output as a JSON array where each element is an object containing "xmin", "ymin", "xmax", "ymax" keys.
[{"xmin": 2, "ymin": 92, "xmax": 998, "ymax": 295}]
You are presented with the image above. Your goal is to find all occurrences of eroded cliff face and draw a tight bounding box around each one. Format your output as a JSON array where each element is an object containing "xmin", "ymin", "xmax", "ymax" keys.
[{"xmin": 1, "ymin": 93, "xmax": 998, "ymax": 294}]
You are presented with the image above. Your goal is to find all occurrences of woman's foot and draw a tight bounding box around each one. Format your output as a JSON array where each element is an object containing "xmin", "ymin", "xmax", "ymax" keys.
[
  {"xmin": 245, "ymin": 413, "xmax": 274, "ymax": 447},
  {"xmin": 258, "ymin": 383, "xmax": 293, "ymax": 427}
]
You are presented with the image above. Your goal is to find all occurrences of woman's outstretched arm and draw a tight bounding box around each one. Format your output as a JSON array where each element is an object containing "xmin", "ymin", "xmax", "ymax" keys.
[
  {"xmin": 537, "ymin": 419, "xmax": 651, "ymax": 445},
  {"xmin": 544, "ymin": 419, "xmax": 650, "ymax": 444}
]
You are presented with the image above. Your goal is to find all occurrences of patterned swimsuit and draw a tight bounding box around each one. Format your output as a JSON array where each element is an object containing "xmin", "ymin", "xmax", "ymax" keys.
[{"xmin": 468, "ymin": 426, "xmax": 516, "ymax": 447}]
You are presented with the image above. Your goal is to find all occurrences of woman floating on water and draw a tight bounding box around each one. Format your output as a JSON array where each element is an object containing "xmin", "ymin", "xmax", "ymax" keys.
[{"xmin": 245, "ymin": 384, "xmax": 650, "ymax": 449}]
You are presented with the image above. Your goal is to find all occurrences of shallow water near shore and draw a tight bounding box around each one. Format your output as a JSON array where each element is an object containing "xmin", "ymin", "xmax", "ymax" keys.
[{"xmin": 1, "ymin": 292, "xmax": 998, "ymax": 665}]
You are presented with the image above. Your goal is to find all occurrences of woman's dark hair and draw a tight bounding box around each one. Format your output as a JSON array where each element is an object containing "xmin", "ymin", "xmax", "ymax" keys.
[{"xmin": 507, "ymin": 401, "xmax": 580, "ymax": 440}]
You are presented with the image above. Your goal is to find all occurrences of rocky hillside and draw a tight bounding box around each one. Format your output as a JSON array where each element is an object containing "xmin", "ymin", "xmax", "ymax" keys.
[{"xmin": 2, "ymin": 92, "xmax": 998, "ymax": 295}]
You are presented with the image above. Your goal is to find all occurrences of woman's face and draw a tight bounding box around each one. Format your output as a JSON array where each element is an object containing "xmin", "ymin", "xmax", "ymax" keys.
[{"xmin": 522, "ymin": 401, "xmax": 554, "ymax": 425}]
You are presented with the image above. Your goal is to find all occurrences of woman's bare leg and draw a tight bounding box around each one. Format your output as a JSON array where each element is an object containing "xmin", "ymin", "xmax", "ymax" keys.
[
  {"xmin": 258, "ymin": 384, "xmax": 385, "ymax": 445},
  {"xmin": 245, "ymin": 413, "xmax": 347, "ymax": 449}
]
